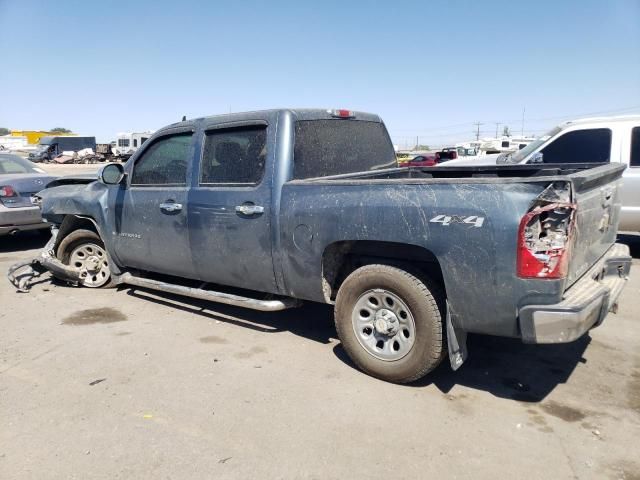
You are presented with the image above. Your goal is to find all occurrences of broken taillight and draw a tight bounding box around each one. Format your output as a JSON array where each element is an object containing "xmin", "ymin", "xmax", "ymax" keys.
[{"xmin": 517, "ymin": 203, "xmax": 576, "ymax": 279}]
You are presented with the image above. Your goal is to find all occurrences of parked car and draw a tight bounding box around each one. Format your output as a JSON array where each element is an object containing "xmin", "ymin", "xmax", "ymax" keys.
[
  {"xmin": 401, "ymin": 150, "xmax": 458, "ymax": 168},
  {"xmin": 402, "ymin": 154, "xmax": 438, "ymax": 167},
  {"xmin": 440, "ymin": 115, "xmax": 640, "ymax": 231},
  {"xmin": 12, "ymin": 109, "xmax": 631, "ymax": 383},
  {"xmin": 0, "ymin": 153, "xmax": 56, "ymax": 235},
  {"xmin": 29, "ymin": 136, "xmax": 96, "ymax": 163}
]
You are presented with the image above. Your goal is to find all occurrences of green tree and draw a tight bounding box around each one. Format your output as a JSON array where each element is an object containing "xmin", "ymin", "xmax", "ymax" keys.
[
  {"xmin": 50, "ymin": 127, "xmax": 72, "ymax": 133},
  {"xmin": 415, "ymin": 144, "xmax": 430, "ymax": 151},
  {"xmin": 0, "ymin": 127, "xmax": 10, "ymax": 136}
]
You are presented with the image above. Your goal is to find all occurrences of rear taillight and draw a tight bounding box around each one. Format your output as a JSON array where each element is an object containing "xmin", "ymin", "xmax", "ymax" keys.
[
  {"xmin": 0, "ymin": 185, "xmax": 17, "ymax": 198},
  {"xmin": 517, "ymin": 203, "xmax": 576, "ymax": 279}
]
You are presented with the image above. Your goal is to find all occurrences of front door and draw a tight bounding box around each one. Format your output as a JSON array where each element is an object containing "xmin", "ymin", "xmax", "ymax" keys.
[
  {"xmin": 112, "ymin": 130, "xmax": 197, "ymax": 279},
  {"xmin": 188, "ymin": 123, "xmax": 277, "ymax": 293}
]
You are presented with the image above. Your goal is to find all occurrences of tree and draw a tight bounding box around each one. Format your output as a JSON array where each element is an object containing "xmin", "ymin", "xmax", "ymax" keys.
[
  {"xmin": 50, "ymin": 127, "xmax": 72, "ymax": 133},
  {"xmin": 0, "ymin": 127, "xmax": 10, "ymax": 136},
  {"xmin": 502, "ymin": 126, "xmax": 511, "ymax": 137},
  {"xmin": 414, "ymin": 144, "xmax": 430, "ymax": 151}
]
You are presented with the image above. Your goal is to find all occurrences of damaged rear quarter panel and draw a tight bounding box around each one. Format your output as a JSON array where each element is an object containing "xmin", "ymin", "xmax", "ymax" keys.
[{"xmin": 279, "ymin": 180, "xmax": 563, "ymax": 338}]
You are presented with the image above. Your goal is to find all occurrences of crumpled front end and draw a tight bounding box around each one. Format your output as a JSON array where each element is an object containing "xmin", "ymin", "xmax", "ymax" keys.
[{"xmin": 7, "ymin": 227, "xmax": 81, "ymax": 292}]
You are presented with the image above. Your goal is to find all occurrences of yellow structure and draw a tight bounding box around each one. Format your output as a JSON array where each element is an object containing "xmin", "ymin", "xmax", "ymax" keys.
[{"xmin": 10, "ymin": 130, "xmax": 75, "ymax": 145}]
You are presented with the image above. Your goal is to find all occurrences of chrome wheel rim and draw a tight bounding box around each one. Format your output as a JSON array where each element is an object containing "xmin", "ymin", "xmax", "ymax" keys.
[
  {"xmin": 69, "ymin": 242, "xmax": 110, "ymax": 287},
  {"xmin": 351, "ymin": 289, "xmax": 416, "ymax": 361}
]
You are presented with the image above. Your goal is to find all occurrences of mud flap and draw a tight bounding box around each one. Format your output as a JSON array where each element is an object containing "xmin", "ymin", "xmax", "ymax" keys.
[{"xmin": 446, "ymin": 301, "xmax": 468, "ymax": 370}]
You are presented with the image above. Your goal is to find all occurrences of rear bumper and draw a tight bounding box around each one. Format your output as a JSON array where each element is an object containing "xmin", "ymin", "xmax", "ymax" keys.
[
  {"xmin": 0, "ymin": 205, "xmax": 49, "ymax": 235},
  {"xmin": 519, "ymin": 243, "xmax": 632, "ymax": 344}
]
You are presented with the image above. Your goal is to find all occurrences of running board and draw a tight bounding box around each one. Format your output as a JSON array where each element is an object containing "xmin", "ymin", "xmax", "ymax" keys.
[{"xmin": 118, "ymin": 272, "xmax": 301, "ymax": 312}]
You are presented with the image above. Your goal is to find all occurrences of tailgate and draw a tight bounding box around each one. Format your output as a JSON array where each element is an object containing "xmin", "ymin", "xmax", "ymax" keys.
[{"xmin": 566, "ymin": 164, "xmax": 626, "ymax": 287}]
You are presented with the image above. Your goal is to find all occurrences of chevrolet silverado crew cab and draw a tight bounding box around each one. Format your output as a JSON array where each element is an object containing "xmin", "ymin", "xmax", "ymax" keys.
[{"xmin": 11, "ymin": 109, "xmax": 632, "ymax": 383}]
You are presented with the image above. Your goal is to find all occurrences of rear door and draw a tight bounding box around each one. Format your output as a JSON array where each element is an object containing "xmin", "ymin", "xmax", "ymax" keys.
[
  {"xmin": 112, "ymin": 130, "xmax": 197, "ymax": 278},
  {"xmin": 188, "ymin": 122, "xmax": 277, "ymax": 293}
]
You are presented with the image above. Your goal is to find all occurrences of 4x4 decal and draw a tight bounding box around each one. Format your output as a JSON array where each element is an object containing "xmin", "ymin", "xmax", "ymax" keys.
[{"xmin": 429, "ymin": 214, "xmax": 485, "ymax": 228}]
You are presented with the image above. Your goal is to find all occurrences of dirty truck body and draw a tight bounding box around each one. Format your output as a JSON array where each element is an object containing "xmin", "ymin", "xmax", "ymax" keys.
[{"xmin": 29, "ymin": 109, "xmax": 631, "ymax": 383}]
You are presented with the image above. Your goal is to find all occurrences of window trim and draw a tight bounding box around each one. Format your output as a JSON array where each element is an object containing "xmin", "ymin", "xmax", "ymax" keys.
[
  {"xmin": 198, "ymin": 123, "xmax": 268, "ymax": 188},
  {"xmin": 129, "ymin": 130, "xmax": 194, "ymax": 187}
]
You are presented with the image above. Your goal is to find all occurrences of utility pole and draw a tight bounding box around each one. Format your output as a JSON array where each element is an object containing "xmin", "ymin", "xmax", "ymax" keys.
[
  {"xmin": 521, "ymin": 107, "xmax": 525, "ymax": 136},
  {"xmin": 495, "ymin": 122, "xmax": 501, "ymax": 138},
  {"xmin": 473, "ymin": 122, "xmax": 483, "ymax": 141}
]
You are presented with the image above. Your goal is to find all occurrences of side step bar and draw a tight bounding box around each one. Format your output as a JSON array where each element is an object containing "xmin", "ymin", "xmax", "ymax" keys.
[{"xmin": 118, "ymin": 272, "xmax": 301, "ymax": 312}]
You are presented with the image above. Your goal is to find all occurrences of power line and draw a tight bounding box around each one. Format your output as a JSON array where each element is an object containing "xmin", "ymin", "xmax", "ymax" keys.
[
  {"xmin": 389, "ymin": 105, "xmax": 640, "ymax": 135},
  {"xmin": 473, "ymin": 122, "xmax": 483, "ymax": 141}
]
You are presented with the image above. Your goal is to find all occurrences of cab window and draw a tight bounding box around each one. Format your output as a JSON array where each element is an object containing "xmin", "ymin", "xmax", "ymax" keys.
[
  {"xmin": 540, "ymin": 128, "xmax": 611, "ymax": 164},
  {"xmin": 200, "ymin": 126, "xmax": 266, "ymax": 185},
  {"xmin": 130, "ymin": 133, "xmax": 192, "ymax": 186},
  {"xmin": 630, "ymin": 127, "xmax": 640, "ymax": 167}
]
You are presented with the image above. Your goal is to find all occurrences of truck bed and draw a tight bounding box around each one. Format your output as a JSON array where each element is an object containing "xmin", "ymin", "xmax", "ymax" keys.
[
  {"xmin": 280, "ymin": 162, "xmax": 626, "ymax": 338},
  {"xmin": 291, "ymin": 163, "xmax": 623, "ymax": 188}
]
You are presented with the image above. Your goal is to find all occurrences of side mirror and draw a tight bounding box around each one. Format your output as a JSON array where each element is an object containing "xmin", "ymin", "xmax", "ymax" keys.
[
  {"xmin": 100, "ymin": 163, "xmax": 125, "ymax": 185},
  {"xmin": 530, "ymin": 152, "xmax": 544, "ymax": 164}
]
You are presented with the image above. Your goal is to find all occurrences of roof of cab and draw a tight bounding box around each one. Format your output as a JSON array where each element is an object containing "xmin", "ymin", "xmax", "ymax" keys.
[
  {"xmin": 158, "ymin": 108, "xmax": 383, "ymax": 133},
  {"xmin": 560, "ymin": 114, "xmax": 640, "ymax": 127}
]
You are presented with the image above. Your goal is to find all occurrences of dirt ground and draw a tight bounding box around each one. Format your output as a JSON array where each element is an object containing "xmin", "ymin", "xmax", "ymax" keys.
[{"xmin": 1, "ymin": 227, "xmax": 639, "ymax": 479}]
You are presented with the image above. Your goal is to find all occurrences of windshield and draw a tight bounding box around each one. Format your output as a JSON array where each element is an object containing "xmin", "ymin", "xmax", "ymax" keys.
[{"xmin": 508, "ymin": 126, "xmax": 563, "ymax": 163}]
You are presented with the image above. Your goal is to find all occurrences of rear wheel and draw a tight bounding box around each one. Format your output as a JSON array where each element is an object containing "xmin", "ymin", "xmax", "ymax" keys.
[
  {"xmin": 334, "ymin": 264, "xmax": 445, "ymax": 383},
  {"xmin": 57, "ymin": 229, "xmax": 114, "ymax": 288}
]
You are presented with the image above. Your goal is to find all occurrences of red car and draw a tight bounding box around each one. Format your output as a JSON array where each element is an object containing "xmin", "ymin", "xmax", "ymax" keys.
[
  {"xmin": 402, "ymin": 150, "xmax": 459, "ymax": 167},
  {"xmin": 402, "ymin": 153, "xmax": 438, "ymax": 167}
]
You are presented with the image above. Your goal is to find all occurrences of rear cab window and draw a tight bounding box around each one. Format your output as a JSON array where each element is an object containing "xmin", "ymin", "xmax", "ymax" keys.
[{"xmin": 293, "ymin": 120, "xmax": 396, "ymax": 179}]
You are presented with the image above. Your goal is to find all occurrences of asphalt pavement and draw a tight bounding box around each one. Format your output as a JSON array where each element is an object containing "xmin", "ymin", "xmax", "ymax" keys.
[{"xmin": 0, "ymin": 211, "xmax": 639, "ymax": 479}]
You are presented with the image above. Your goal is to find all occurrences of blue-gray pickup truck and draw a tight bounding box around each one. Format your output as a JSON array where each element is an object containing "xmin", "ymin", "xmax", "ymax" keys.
[{"xmin": 9, "ymin": 109, "xmax": 632, "ymax": 383}]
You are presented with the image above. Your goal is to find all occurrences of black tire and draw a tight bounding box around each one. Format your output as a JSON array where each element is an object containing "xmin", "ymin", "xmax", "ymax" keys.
[
  {"xmin": 334, "ymin": 264, "xmax": 445, "ymax": 383},
  {"xmin": 56, "ymin": 229, "xmax": 115, "ymax": 288}
]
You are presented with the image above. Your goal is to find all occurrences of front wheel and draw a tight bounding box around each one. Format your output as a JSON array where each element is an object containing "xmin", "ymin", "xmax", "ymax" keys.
[
  {"xmin": 56, "ymin": 229, "xmax": 115, "ymax": 288},
  {"xmin": 334, "ymin": 264, "xmax": 445, "ymax": 383}
]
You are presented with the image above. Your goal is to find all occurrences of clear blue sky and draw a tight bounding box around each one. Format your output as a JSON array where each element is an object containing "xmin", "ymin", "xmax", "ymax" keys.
[{"xmin": 1, "ymin": 0, "xmax": 639, "ymax": 146}]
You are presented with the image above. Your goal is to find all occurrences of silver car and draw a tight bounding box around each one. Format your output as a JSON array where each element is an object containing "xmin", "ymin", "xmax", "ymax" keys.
[{"xmin": 0, "ymin": 154, "xmax": 56, "ymax": 236}]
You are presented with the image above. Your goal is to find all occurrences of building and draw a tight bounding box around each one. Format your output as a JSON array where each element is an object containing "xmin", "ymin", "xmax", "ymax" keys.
[{"xmin": 10, "ymin": 130, "xmax": 75, "ymax": 145}]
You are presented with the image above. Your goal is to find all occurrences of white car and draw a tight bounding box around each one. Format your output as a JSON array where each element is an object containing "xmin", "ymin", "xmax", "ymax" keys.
[{"xmin": 440, "ymin": 115, "xmax": 640, "ymax": 231}]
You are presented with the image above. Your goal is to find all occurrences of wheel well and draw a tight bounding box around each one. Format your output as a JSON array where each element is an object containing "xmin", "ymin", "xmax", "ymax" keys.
[
  {"xmin": 55, "ymin": 215, "xmax": 99, "ymax": 251},
  {"xmin": 321, "ymin": 241, "xmax": 445, "ymax": 302}
]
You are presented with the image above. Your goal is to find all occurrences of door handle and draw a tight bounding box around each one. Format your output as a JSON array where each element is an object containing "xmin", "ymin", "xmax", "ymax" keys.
[
  {"xmin": 160, "ymin": 202, "xmax": 183, "ymax": 213},
  {"xmin": 235, "ymin": 204, "xmax": 264, "ymax": 216}
]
